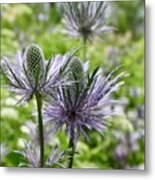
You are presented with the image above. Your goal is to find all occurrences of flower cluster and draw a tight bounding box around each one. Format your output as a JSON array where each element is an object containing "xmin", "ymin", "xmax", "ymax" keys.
[{"xmin": 1, "ymin": 1, "xmax": 128, "ymax": 168}]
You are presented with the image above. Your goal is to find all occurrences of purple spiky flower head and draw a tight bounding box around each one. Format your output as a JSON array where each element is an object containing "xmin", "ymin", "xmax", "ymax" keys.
[
  {"xmin": 61, "ymin": 1, "xmax": 114, "ymax": 42},
  {"xmin": 44, "ymin": 57, "xmax": 128, "ymax": 144},
  {"xmin": 1, "ymin": 44, "xmax": 75, "ymax": 103},
  {"xmin": 21, "ymin": 142, "xmax": 68, "ymax": 167}
]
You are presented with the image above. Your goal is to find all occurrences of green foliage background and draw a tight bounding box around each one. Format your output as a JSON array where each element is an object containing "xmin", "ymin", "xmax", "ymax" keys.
[{"xmin": 1, "ymin": 0, "xmax": 144, "ymax": 169}]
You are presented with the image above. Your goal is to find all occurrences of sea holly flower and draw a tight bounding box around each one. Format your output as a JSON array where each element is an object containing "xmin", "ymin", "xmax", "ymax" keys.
[
  {"xmin": 44, "ymin": 58, "xmax": 128, "ymax": 144},
  {"xmin": 61, "ymin": 1, "xmax": 114, "ymax": 43},
  {"xmin": 44, "ymin": 57, "xmax": 128, "ymax": 168},
  {"xmin": 46, "ymin": 145, "xmax": 69, "ymax": 168},
  {"xmin": 21, "ymin": 142, "xmax": 68, "ymax": 168},
  {"xmin": 19, "ymin": 120, "xmax": 67, "ymax": 168},
  {"xmin": 1, "ymin": 44, "xmax": 76, "ymax": 103},
  {"xmin": 23, "ymin": 142, "xmax": 40, "ymax": 167}
]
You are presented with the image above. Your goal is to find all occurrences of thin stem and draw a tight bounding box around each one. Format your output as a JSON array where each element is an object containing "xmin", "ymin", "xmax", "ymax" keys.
[
  {"xmin": 68, "ymin": 126, "xmax": 75, "ymax": 168},
  {"xmin": 83, "ymin": 37, "xmax": 87, "ymax": 60},
  {"xmin": 35, "ymin": 92, "xmax": 44, "ymax": 167}
]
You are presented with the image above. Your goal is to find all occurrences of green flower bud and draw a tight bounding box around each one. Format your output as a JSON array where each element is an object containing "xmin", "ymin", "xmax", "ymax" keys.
[
  {"xmin": 68, "ymin": 57, "xmax": 84, "ymax": 81},
  {"xmin": 68, "ymin": 57, "xmax": 84, "ymax": 99},
  {"xmin": 25, "ymin": 44, "xmax": 45, "ymax": 87}
]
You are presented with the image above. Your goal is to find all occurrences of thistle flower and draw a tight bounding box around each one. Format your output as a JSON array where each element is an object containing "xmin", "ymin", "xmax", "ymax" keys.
[
  {"xmin": 1, "ymin": 44, "xmax": 75, "ymax": 103},
  {"xmin": 46, "ymin": 145, "xmax": 68, "ymax": 168},
  {"xmin": 23, "ymin": 142, "xmax": 40, "ymax": 167},
  {"xmin": 22, "ymin": 142, "xmax": 67, "ymax": 168},
  {"xmin": 20, "ymin": 121, "xmax": 67, "ymax": 168},
  {"xmin": 61, "ymin": 1, "xmax": 114, "ymax": 42},
  {"xmin": 44, "ymin": 57, "xmax": 127, "ymax": 143}
]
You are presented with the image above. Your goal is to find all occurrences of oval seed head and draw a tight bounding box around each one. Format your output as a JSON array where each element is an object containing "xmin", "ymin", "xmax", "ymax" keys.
[
  {"xmin": 25, "ymin": 44, "xmax": 45, "ymax": 87},
  {"xmin": 67, "ymin": 57, "xmax": 84, "ymax": 99},
  {"xmin": 68, "ymin": 57, "xmax": 84, "ymax": 81}
]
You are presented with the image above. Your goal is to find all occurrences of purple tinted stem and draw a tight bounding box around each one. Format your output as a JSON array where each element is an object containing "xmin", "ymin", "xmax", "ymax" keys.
[{"xmin": 68, "ymin": 126, "xmax": 75, "ymax": 168}]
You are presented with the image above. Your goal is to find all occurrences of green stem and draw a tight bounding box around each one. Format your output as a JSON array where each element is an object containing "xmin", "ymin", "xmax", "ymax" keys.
[
  {"xmin": 83, "ymin": 37, "xmax": 87, "ymax": 60},
  {"xmin": 35, "ymin": 92, "xmax": 44, "ymax": 167},
  {"xmin": 68, "ymin": 126, "xmax": 75, "ymax": 168}
]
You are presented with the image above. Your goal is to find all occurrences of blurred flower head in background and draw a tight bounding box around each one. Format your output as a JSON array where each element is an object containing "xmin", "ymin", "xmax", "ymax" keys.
[
  {"xmin": 0, "ymin": 144, "xmax": 9, "ymax": 163},
  {"xmin": 20, "ymin": 120, "xmax": 54, "ymax": 145},
  {"xmin": 61, "ymin": 1, "xmax": 114, "ymax": 42},
  {"xmin": 22, "ymin": 142, "xmax": 68, "ymax": 167}
]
